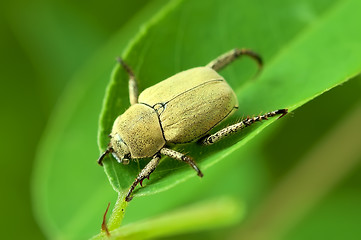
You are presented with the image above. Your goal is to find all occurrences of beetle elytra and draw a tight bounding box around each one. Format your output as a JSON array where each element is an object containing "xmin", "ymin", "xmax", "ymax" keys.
[{"xmin": 98, "ymin": 48, "xmax": 287, "ymax": 201}]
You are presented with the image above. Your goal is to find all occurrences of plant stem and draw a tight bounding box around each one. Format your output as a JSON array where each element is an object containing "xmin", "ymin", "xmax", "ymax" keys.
[{"xmin": 107, "ymin": 192, "xmax": 129, "ymax": 231}]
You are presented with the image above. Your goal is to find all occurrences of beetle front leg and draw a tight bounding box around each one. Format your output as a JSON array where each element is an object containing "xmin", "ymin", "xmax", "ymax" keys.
[
  {"xmin": 201, "ymin": 109, "xmax": 288, "ymax": 145},
  {"xmin": 206, "ymin": 48, "xmax": 263, "ymax": 72},
  {"xmin": 117, "ymin": 58, "xmax": 139, "ymax": 105},
  {"xmin": 160, "ymin": 148, "xmax": 203, "ymax": 177},
  {"xmin": 125, "ymin": 154, "xmax": 161, "ymax": 202}
]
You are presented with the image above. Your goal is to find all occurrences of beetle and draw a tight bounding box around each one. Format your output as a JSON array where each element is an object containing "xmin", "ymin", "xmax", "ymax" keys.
[{"xmin": 98, "ymin": 48, "xmax": 287, "ymax": 201}]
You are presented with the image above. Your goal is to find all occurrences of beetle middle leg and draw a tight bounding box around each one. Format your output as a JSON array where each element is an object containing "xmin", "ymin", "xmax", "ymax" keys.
[
  {"xmin": 160, "ymin": 148, "xmax": 203, "ymax": 177},
  {"xmin": 201, "ymin": 109, "xmax": 288, "ymax": 145},
  {"xmin": 125, "ymin": 154, "xmax": 161, "ymax": 202},
  {"xmin": 206, "ymin": 48, "xmax": 263, "ymax": 72},
  {"xmin": 117, "ymin": 58, "xmax": 139, "ymax": 105}
]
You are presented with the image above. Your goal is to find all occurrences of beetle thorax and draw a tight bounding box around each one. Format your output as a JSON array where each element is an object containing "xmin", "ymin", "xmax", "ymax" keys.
[{"xmin": 110, "ymin": 104, "xmax": 166, "ymax": 159}]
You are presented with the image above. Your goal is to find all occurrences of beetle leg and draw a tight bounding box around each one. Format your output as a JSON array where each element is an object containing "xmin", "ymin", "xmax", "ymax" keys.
[
  {"xmin": 125, "ymin": 154, "xmax": 161, "ymax": 202},
  {"xmin": 97, "ymin": 148, "xmax": 113, "ymax": 166},
  {"xmin": 206, "ymin": 48, "xmax": 263, "ymax": 73},
  {"xmin": 201, "ymin": 109, "xmax": 288, "ymax": 145},
  {"xmin": 117, "ymin": 58, "xmax": 139, "ymax": 105},
  {"xmin": 160, "ymin": 148, "xmax": 203, "ymax": 177}
]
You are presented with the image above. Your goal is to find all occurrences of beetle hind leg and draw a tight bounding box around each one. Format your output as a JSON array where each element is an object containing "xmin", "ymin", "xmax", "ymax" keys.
[
  {"xmin": 125, "ymin": 154, "xmax": 161, "ymax": 202},
  {"xmin": 160, "ymin": 148, "xmax": 203, "ymax": 177},
  {"xmin": 206, "ymin": 48, "xmax": 263, "ymax": 73},
  {"xmin": 201, "ymin": 109, "xmax": 288, "ymax": 145},
  {"xmin": 117, "ymin": 58, "xmax": 139, "ymax": 105}
]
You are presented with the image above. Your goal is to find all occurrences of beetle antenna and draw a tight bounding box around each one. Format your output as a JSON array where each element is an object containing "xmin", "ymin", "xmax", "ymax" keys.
[{"xmin": 97, "ymin": 148, "xmax": 112, "ymax": 166}]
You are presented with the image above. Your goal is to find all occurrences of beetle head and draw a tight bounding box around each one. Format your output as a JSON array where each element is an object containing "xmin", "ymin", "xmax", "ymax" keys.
[
  {"xmin": 97, "ymin": 133, "xmax": 131, "ymax": 166},
  {"xmin": 109, "ymin": 133, "xmax": 131, "ymax": 164}
]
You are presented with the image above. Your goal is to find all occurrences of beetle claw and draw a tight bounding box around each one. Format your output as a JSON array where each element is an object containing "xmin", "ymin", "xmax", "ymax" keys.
[
  {"xmin": 277, "ymin": 109, "xmax": 288, "ymax": 119},
  {"xmin": 125, "ymin": 195, "xmax": 133, "ymax": 202}
]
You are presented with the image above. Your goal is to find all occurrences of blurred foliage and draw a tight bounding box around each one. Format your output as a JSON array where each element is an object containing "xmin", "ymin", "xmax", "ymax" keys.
[{"xmin": 1, "ymin": 0, "xmax": 361, "ymax": 239}]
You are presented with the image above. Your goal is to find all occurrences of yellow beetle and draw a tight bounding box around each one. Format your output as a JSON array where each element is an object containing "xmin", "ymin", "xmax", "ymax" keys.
[{"xmin": 98, "ymin": 49, "xmax": 287, "ymax": 201}]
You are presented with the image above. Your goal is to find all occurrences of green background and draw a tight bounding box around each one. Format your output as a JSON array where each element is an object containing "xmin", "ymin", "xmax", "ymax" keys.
[{"xmin": 1, "ymin": 0, "xmax": 361, "ymax": 239}]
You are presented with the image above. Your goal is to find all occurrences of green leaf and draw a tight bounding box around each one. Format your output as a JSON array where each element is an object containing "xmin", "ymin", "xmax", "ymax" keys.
[
  {"xmin": 99, "ymin": 0, "xmax": 361, "ymax": 202},
  {"xmin": 33, "ymin": 0, "xmax": 361, "ymax": 239}
]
